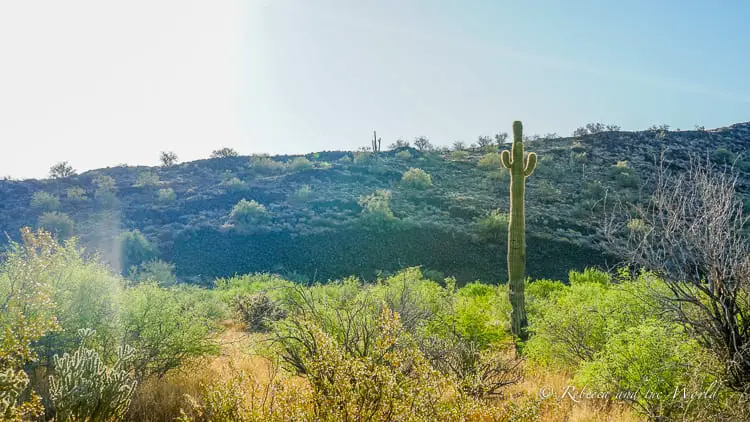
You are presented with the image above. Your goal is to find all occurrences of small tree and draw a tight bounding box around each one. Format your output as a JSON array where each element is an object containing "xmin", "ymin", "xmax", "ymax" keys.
[
  {"xmin": 210, "ymin": 147, "xmax": 239, "ymax": 158},
  {"xmin": 477, "ymin": 136, "xmax": 493, "ymax": 150},
  {"xmin": 494, "ymin": 132, "xmax": 508, "ymax": 146},
  {"xmin": 413, "ymin": 136, "xmax": 432, "ymax": 151},
  {"xmin": 159, "ymin": 151, "xmax": 178, "ymax": 167},
  {"xmin": 49, "ymin": 161, "xmax": 77, "ymax": 179}
]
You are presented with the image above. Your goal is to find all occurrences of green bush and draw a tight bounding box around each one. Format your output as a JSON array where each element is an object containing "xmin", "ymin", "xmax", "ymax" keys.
[
  {"xmin": 401, "ymin": 168, "xmax": 433, "ymax": 189},
  {"xmin": 450, "ymin": 150, "xmax": 469, "ymax": 161},
  {"xmin": 290, "ymin": 184, "xmax": 311, "ymax": 202},
  {"xmin": 576, "ymin": 320, "xmax": 722, "ymax": 420},
  {"xmin": 250, "ymin": 155, "xmax": 285, "ymax": 174},
  {"xmin": 38, "ymin": 212, "xmax": 75, "ymax": 239},
  {"xmin": 133, "ymin": 171, "xmax": 160, "ymax": 188},
  {"xmin": 220, "ymin": 176, "xmax": 248, "ymax": 192},
  {"xmin": 120, "ymin": 283, "xmax": 220, "ymax": 379},
  {"xmin": 0, "ymin": 229, "xmax": 59, "ymax": 420},
  {"xmin": 358, "ymin": 190, "xmax": 395, "ymax": 224},
  {"xmin": 227, "ymin": 199, "xmax": 270, "ymax": 231},
  {"xmin": 65, "ymin": 187, "xmax": 87, "ymax": 201},
  {"xmin": 288, "ymin": 157, "xmax": 313, "ymax": 171},
  {"xmin": 607, "ymin": 161, "xmax": 639, "ymax": 188},
  {"xmin": 30, "ymin": 191, "xmax": 60, "ymax": 211},
  {"xmin": 711, "ymin": 147, "xmax": 735, "ymax": 165},
  {"xmin": 477, "ymin": 153, "xmax": 503, "ymax": 170},
  {"xmin": 156, "ymin": 188, "xmax": 176, "ymax": 204},
  {"xmin": 128, "ymin": 259, "xmax": 177, "ymax": 287},
  {"xmin": 118, "ymin": 230, "xmax": 158, "ymax": 272},
  {"xmin": 476, "ymin": 209, "xmax": 509, "ymax": 242},
  {"xmin": 396, "ymin": 150, "xmax": 412, "ymax": 160}
]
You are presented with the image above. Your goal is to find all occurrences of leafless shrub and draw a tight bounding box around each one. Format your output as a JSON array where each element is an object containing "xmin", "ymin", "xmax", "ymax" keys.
[{"xmin": 602, "ymin": 154, "xmax": 750, "ymax": 392}]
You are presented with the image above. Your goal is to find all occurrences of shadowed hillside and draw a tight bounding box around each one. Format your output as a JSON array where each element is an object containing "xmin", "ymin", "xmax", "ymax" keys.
[{"xmin": 1, "ymin": 123, "xmax": 748, "ymax": 284}]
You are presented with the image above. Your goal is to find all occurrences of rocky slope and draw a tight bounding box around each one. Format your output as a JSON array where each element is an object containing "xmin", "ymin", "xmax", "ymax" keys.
[{"xmin": 1, "ymin": 123, "xmax": 748, "ymax": 284}]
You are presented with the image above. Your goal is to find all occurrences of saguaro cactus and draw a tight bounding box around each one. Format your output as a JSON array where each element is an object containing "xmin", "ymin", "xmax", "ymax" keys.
[
  {"xmin": 372, "ymin": 131, "xmax": 382, "ymax": 154},
  {"xmin": 500, "ymin": 121, "xmax": 537, "ymax": 341}
]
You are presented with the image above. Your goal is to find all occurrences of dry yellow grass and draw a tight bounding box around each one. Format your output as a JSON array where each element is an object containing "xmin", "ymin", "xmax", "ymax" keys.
[{"xmin": 128, "ymin": 323, "xmax": 642, "ymax": 422}]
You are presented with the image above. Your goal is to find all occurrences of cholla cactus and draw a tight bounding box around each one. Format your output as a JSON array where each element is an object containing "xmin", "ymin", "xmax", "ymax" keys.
[
  {"xmin": 500, "ymin": 121, "xmax": 537, "ymax": 341},
  {"xmin": 49, "ymin": 329, "xmax": 137, "ymax": 422}
]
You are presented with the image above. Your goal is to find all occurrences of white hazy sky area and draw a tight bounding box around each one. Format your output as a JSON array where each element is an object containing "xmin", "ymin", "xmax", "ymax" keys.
[{"xmin": 1, "ymin": 1, "xmax": 748, "ymax": 179}]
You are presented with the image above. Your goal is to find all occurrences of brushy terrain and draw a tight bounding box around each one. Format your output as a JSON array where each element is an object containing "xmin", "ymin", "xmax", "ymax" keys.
[
  {"xmin": 2, "ymin": 229, "xmax": 748, "ymax": 421},
  {"xmin": 1, "ymin": 123, "xmax": 748, "ymax": 284}
]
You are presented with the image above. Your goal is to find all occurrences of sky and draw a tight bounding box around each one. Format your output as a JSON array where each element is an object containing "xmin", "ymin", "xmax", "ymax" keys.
[{"xmin": 1, "ymin": 1, "xmax": 749, "ymax": 179}]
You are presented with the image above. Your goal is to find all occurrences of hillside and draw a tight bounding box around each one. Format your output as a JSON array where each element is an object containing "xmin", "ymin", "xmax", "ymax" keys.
[{"xmin": 1, "ymin": 123, "xmax": 749, "ymax": 284}]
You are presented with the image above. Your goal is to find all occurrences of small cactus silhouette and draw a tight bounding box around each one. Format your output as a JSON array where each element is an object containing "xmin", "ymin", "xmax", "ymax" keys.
[{"xmin": 500, "ymin": 121, "xmax": 537, "ymax": 341}]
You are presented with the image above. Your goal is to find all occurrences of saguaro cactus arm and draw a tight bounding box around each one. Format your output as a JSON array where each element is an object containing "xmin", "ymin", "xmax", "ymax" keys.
[
  {"xmin": 501, "ymin": 150, "xmax": 512, "ymax": 168},
  {"xmin": 524, "ymin": 152, "xmax": 537, "ymax": 176}
]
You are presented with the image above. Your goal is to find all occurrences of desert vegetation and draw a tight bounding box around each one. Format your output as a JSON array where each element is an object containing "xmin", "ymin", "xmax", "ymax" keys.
[{"xmin": 2, "ymin": 122, "xmax": 750, "ymax": 421}]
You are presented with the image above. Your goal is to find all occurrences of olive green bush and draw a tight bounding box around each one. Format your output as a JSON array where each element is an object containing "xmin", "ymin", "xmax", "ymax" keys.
[
  {"xmin": 401, "ymin": 167, "xmax": 433, "ymax": 189},
  {"xmin": 30, "ymin": 191, "xmax": 60, "ymax": 211}
]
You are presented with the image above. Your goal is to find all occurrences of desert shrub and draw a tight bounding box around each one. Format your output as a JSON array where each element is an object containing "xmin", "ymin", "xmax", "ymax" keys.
[
  {"xmin": 401, "ymin": 167, "xmax": 432, "ymax": 189},
  {"xmin": 290, "ymin": 184, "xmax": 311, "ymax": 202},
  {"xmin": 227, "ymin": 199, "xmax": 269, "ymax": 231},
  {"xmin": 214, "ymin": 273, "xmax": 295, "ymax": 304},
  {"xmin": 576, "ymin": 320, "xmax": 723, "ymax": 420},
  {"xmin": 49, "ymin": 161, "xmax": 77, "ymax": 179},
  {"xmin": 210, "ymin": 147, "xmax": 239, "ymax": 158},
  {"xmin": 352, "ymin": 151, "xmax": 371, "ymax": 164},
  {"xmin": 65, "ymin": 186, "xmax": 87, "ymax": 201},
  {"xmin": 534, "ymin": 180, "xmax": 561, "ymax": 203},
  {"xmin": 156, "ymin": 188, "xmax": 177, "ymax": 204},
  {"xmin": 30, "ymin": 191, "xmax": 60, "ymax": 212},
  {"xmin": 93, "ymin": 175, "xmax": 118, "ymax": 206},
  {"xmin": 358, "ymin": 189, "xmax": 395, "ymax": 224},
  {"xmin": 450, "ymin": 150, "xmax": 469, "ymax": 161},
  {"xmin": 118, "ymin": 230, "xmax": 158, "ymax": 272},
  {"xmin": 287, "ymin": 157, "xmax": 313, "ymax": 171},
  {"xmin": 395, "ymin": 150, "xmax": 412, "ymax": 160},
  {"xmin": 129, "ymin": 259, "xmax": 177, "ymax": 287},
  {"xmin": 0, "ymin": 229, "xmax": 59, "ymax": 420},
  {"xmin": 525, "ymin": 272, "xmax": 650, "ymax": 371},
  {"xmin": 476, "ymin": 209, "xmax": 509, "ymax": 242},
  {"xmin": 120, "ymin": 283, "xmax": 220, "ymax": 379},
  {"xmin": 48, "ymin": 329, "xmax": 137, "ymax": 422},
  {"xmin": 220, "ymin": 176, "xmax": 248, "ymax": 192},
  {"xmin": 249, "ymin": 155, "xmax": 285, "ymax": 174},
  {"xmin": 160, "ymin": 151, "xmax": 178, "ymax": 167},
  {"xmin": 477, "ymin": 152, "xmax": 503, "ymax": 170},
  {"xmin": 33, "ymin": 246, "xmax": 124, "ymax": 367},
  {"xmin": 608, "ymin": 161, "xmax": 639, "ymax": 188},
  {"xmin": 231, "ymin": 293, "xmax": 286, "ymax": 332},
  {"xmin": 133, "ymin": 171, "xmax": 160, "ymax": 187},
  {"xmin": 275, "ymin": 307, "xmax": 476, "ymax": 421},
  {"xmin": 711, "ymin": 147, "xmax": 736, "ymax": 165},
  {"xmin": 38, "ymin": 212, "xmax": 75, "ymax": 239},
  {"xmin": 568, "ymin": 267, "xmax": 610, "ymax": 286}
]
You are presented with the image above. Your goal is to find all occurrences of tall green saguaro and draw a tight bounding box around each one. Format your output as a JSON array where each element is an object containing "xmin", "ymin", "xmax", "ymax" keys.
[{"xmin": 500, "ymin": 121, "xmax": 537, "ymax": 341}]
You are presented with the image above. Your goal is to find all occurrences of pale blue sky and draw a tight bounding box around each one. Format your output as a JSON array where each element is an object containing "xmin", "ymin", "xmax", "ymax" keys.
[{"xmin": 1, "ymin": 1, "xmax": 749, "ymax": 179}]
